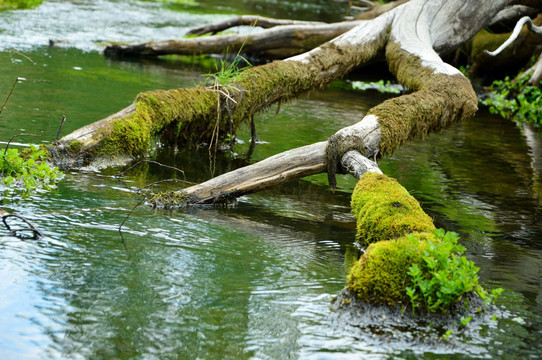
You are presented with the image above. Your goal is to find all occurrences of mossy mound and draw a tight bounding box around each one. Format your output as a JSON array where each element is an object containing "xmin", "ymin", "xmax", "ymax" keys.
[
  {"xmin": 347, "ymin": 232, "xmax": 435, "ymax": 306},
  {"xmin": 351, "ymin": 172, "xmax": 434, "ymax": 247},
  {"xmin": 147, "ymin": 190, "xmax": 197, "ymax": 208}
]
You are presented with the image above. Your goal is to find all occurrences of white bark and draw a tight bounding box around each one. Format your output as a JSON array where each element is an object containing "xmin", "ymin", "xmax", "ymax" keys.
[{"xmin": 485, "ymin": 16, "xmax": 542, "ymax": 56}]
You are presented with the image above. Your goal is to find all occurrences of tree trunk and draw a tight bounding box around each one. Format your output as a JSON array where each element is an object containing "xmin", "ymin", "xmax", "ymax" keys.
[
  {"xmin": 104, "ymin": 21, "xmax": 361, "ymax": 59},
  {"xmin": 52, "ymin": 0, "xmax": 518, "ymax": 206}
]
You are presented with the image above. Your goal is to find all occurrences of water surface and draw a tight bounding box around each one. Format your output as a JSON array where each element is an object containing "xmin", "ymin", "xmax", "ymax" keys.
[{"xmin": 1, "ymin": 1, "xmax": 542, "ymax": 359}]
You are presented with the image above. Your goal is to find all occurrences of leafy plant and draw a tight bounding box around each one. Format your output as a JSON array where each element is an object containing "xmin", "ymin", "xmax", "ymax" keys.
[
  {"xmin": 1, "ymin": 144, "xmax": 63, "ymax": 192},
  {"xmin": 481, "ymin": 73, "xmax": 542, "ymax": 128},
  {"xmin": 202, "ymin": 49, "xmax": 252, "ymax": 90},
  {"xmin": 405, "ymin": 229, "xmax": 498, "ymax": 314},
  {"xmin": 202, "ymin": 42, "xmax": 252, "ymax": 151},
  {"xmin": 350, "ymin": 80, "xmax": 403, "ymax": 94},
  {"xmin": 0, "ymin": 0, "xmax": 44, "ymax": 10}
]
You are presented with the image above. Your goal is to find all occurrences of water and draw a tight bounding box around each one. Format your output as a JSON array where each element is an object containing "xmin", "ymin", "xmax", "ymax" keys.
[{"xmin": 1, "ymin": 1, "xmax": 542, "ymax": 359}]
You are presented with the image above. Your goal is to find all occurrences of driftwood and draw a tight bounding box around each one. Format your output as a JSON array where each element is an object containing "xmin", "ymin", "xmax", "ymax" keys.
[
  {"xmin": 52, "ymin": 0, "xmax": 535, "ymax": 207},
  {"xmin": 0, "ymin": 208, "xmax": 43, "ymax": 239},
  {"xmin": 104, "ymin": 21, "xmax": 360, "ymax": 59}
]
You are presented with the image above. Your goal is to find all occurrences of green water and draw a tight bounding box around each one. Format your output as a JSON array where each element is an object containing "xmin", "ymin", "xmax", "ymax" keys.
[{"xmin": 1, "ymin": 1, "xmax": 542, "ymax": 359}]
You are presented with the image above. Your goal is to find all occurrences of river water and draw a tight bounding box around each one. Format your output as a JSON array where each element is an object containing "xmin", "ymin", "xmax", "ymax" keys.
[{"xmin": 0, "ymin": 1, "xmax": 541, "ymax": 359}]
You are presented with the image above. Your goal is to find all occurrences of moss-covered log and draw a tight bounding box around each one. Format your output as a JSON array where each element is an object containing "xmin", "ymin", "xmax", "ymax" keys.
[
  {"xmin": 56, "ymin": 0, "xmax": 518, "ymax": 204},
  {"xmin": 350, "ymin": 172, "xmax": 434, "ymax": 247},
  {"xmin": 346, "ymin": 172, "xmax": 488, "ymax": 313},
  {"xmin": 53, "ymin": 14, "xmax": 392, "ymax": 168}
]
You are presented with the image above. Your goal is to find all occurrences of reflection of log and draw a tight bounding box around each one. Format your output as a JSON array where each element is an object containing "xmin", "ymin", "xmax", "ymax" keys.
[
  {"xmin": 185, "ymin": 15, "xmax": 324, "ymax": 36},
  {"xmin": 104, "ymin": 21, "xmax": 361, "ymax": 59}
]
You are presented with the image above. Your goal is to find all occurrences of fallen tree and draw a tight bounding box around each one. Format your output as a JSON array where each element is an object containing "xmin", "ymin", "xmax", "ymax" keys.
[{"xmin": 50, "ymin": 0, "xmax": 535, "ymax": 208}]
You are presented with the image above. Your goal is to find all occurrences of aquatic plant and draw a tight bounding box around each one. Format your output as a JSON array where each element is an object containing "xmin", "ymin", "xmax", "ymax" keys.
[
  {"xmin": 405, "ymin": 229, "xmax": 481, "ymax": 314},
  {"xmin": 481, "ymin": 71, "xmax": 542, "ymax": 128},
  {"xmin": 0, "ymin": 144, "xmax": 63, "ymax": 191},
  {"xmin": 202, "ymin": 45, "xmax": 252, "ymax": 150},
  {"xmin": 347, "ymin": 229, "xmax": 499, "ymax": 314}
]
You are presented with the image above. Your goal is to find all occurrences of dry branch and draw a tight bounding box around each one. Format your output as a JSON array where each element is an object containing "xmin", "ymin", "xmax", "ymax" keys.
[
  {"xmin": 185, "ymin": 15, "xmax": 325, "ymax": 36},
  {"xmin": 485, "ymin": 16, "xmax": 542, "ymax": 56},
  {"xmin": 104, "ymin": 21, "xmax": 361, "ymax": 59}
]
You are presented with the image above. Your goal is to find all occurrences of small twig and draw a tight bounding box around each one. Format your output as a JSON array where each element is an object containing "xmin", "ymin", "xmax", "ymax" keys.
[
  {"xmin": 3, "ymin": 133, "xmax": 39, "ymax": 154},
  {"xmin": 137, "ymin": 178, "xmax": 196, "ymax": 192},
  {"xmin": 113, "ymin": 160, "xmax": 185, "ymax": 179},
  {"xmin": 54, "ymin": 115, "xmax": 66, "ymax": 143},
  {"xmin": 118, "ymin": 197, "xmax": 147, "ymax": 251},
  {"xmin": 2, "ymin": 212, "xmax": 44, "ymax": 239},
  {"xmin": 485, "ymin": 16, "xmax": 542, "ymax": 57},
  {"xmin": 5, "ymin": 49, "xmax": 34, "ymax": 63},
  {"xmin": 0, "ymin": 78, "xmax": 21, "ymax": 116}
]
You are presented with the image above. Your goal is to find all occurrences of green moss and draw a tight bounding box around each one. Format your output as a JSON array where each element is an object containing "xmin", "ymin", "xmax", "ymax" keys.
[
  {"xmin": 67, "ymin": 140, "xmax": 83, "ymax": 154},
  {"xmin": 351, "ymin": 172, "xmax": 435, "ymax": 247},
  {"xmin": 88, "ymin": 33, "xmax": 390, "ymax": 158},
  {"xmin": 347, "ymin": 232, "xmax": 434, "ymax": 306},
  {"xmin": 373, "ymin": 41, "xmax": 478, "ymax": 156},
  {"xmin": 148, "ymin": 190, "xmax": 196, "ymax": 208}
]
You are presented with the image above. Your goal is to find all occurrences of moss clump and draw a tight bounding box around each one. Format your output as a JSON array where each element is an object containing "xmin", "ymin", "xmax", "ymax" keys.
[
  {"xmin": 347, "ymin": 232, "xmax": 434, "ymax": 306},
  {"xmin": 351, "ymin": 172, "xmax": 434, "ymax": 247},
  {"xmin": 148, "ymin": 190, "xmax": 197, "ymax": 208},
  {"xmin": 67, "ymin": 140, "xmax": 83, "ymax": 154},
  {"xmin": 346, "ymin": 230, "xmax": 492, "ymax": 313}
]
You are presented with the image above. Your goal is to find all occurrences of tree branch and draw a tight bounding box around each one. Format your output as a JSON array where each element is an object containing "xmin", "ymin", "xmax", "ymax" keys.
[
  {"xmin": 185, "ymin": 15, "xmax": 325, "ymax": 36},
  {"xmin": 485, "ymin": 16, "xmax": 542, "ymax": 56}
]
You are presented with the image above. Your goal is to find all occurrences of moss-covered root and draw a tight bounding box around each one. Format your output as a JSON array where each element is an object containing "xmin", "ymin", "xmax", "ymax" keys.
[
  {"xmin": 351, "ymin": 172, "xmax": 434, "ymax": 247},
  {"xmin": 374, "ymin": 41, "xmax": 478, "ymax": 156},
  {"xmin": 347, "ymin": 232, "xmax": 436, "ymax": 306}
]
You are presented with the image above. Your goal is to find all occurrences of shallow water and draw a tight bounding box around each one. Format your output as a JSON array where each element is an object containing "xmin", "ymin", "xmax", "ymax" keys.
[{"xmin": 1, "ymin": 1, "xmax": 542, "ymax": 359}]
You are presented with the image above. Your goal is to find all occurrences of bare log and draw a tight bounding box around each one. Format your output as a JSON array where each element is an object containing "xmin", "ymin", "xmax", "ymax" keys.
[
  {"xmin": 104, "ymin": 21, "xmax": 361, "ymax": 59},
  {"xmin": 185, "ymin": 15, "xmax": 325, "ymax": 36}
]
